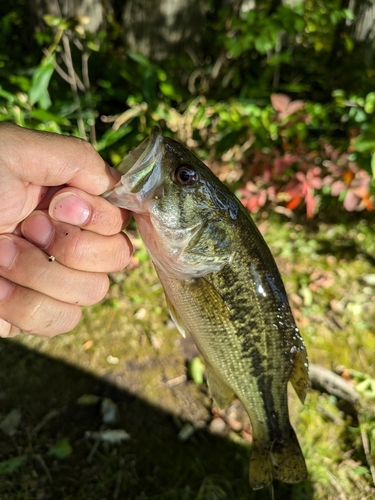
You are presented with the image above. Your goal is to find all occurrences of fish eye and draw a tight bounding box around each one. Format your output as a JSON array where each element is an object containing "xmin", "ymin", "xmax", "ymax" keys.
[{"xmin": 173, "ymin": 165, "xmax": 197, "ymax": 186}]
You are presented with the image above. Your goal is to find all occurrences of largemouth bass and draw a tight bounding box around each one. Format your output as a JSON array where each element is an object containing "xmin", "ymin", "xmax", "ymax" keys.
[{"xmin": 103, "ymin": 127, "xmax": 309, "ymax": 489}]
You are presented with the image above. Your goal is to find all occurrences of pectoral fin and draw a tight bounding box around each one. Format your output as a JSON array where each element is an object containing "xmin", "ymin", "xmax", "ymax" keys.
[
  {"xmin": 206, "ymin": 366, "xmax": 235, "ymax": 409},
  {"xmin": 289, "ymin": 343, "xmax": 309, "ymax": 403}
]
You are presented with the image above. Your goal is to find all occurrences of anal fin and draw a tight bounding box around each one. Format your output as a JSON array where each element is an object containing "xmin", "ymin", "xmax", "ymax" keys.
[
  {"xmin": 290, "ymin": 342, "xmax": 309, "ymax": 403},
  {"xmin": 206, "ymin": 366, "xmax": 235, "ymax": 409}
]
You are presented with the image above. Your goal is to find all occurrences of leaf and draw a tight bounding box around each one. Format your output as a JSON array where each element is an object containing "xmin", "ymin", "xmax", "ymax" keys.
[
  {"xmin": 29, "ymin": 54, "xmax": 55, "ymax": 109},
  {"xmin": 0, "ymin": 409, "xmax": 21, "ymax": 436},
  {"xmin": 271, "ymin": 93, "xmax": 290, "ymax": 113},
  {"xmin": 127, "ymin": 50, "xmax": 152, "ymax": 68},
  {"xmin": 286, "ymin": 100, "xmax": 305, "ymax": 115},
  {"xmin": 343, "ymin": 190, "xmax": 360, "ymax": 211},
  {"xmin": 363, "ymin": 274, "xmax": 375, "ymax": 286},
  {"xmin": 343, "ymin": 8, "xmax": 354, "ymax": 21},
  {"xmin": 0, "ymin": 455, "xmax": 27, "ymax": 475},
  {"xmin": 364, "ymin": 92, "xmax": 375, "ymax": 114},
  {"xmin": 31, "ymin": 109, "xmax": 70, "ymax": 126},
  {"xmin": 48, "ymin": 438, "xmax": 72, "ymax": 459},
  {"xmin": 354, "ymin": 131, "xmax": 375, "ymax": 154},
  {"xmin": 188, "ymin": 357, "xmax": 206, "ymax": 386},
  {"xmin": 85, "ymin": 429, "xmax": 130, "ymax": 443},
  {"xmin": 43, "ymin": 14, "xmax": 68, "ymax": 29},
  {"xmin": 271, "ymin": 93, "xmax": 304, "ymax": 119},
  {"xmin": 0, "ymin": 87, "xmax": 29, "ymax": 109},
  {"xmin": 94, "ymin": 125, "xmax": 132, "ymax": 152}
]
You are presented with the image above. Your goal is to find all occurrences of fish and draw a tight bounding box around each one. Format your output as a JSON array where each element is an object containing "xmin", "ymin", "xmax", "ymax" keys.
[{"xmin": 103, "ymin": 126, "xmax": 309, "ymax": 489}]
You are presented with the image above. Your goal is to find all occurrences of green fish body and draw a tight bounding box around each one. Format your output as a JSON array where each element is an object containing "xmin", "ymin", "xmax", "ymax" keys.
[{"xmin": 104, "ymin": 127, "xmax": 309, "ymax": 489}]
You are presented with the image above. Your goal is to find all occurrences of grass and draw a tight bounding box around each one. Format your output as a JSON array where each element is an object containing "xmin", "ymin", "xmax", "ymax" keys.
[{"xmin": 0, "ymin": 214, "xmax": 374, "ymax": 499}]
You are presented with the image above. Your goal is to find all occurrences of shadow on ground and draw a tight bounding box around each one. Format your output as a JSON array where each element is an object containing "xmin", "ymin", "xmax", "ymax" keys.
[{"xmin": 0, "ymin": 339, "xmax": 313, "ymax": 500}]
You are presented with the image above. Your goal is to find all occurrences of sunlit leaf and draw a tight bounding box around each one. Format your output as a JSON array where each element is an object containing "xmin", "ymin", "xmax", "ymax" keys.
[
  {"xmin": 31, "ymin": 109, "xmax": 70, "ymax": 126},
  {"xmin": 29, "ymin": 54, "xmax": 55, "ymax": 109},
  {"xmin": 354, "ymin": 131, "xmax": 375, "ymax": 153},
  {"xmin": 188, "ymin": 357, "xmax": 205, "ymax": 386},
  {"xmin": 48, "ymin": 438, "xmax": 73, "ymax": 459},
  {"xmin": 95, "ymin": 125, "xmax": 132, "ymax": 152},
  {"xmin": 42, "ymin": 14, "xmax": 69, "ymax": 30}
]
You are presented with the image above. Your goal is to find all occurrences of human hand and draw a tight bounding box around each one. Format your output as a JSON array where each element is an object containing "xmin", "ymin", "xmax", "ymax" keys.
[{"xmin": 0, "ymin": 123, "xmax": 133, "ymax": 338}]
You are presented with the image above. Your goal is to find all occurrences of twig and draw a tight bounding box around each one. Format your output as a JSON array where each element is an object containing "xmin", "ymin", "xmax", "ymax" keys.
[
  {"xmin": 42, "ymin": 47, "xmax": 73, "ymax": 85},
  {"xmin": 82, "ymin": 50, "xmax": 96, "ymax": 144},
  {"xmin": 164, "ymin": 374, "xmax": 187, "ymax": 387},
  {"xmin": 33, "ymin": 453, "xmax": 53, "ymax": 483},
  {"xmin": 113, "ymin": 457, "xmax": 125, "ymax": 499},
  {"xmin": 309, "ymin": 364, "xmax": 360, "ymax": 405},
  {"xmin": 31, "ymin": 408, "xmax": 60, "ymax": 437},
  {"xmin": 62, "ymin": 33, "xmax": 86, "ymax": 139},
  {"xmin": 359, "ymin": 419, "xmax": 375, "ymax": 486},
  {"xmin": 87, "ymin": 436, "xmax": 100, "ymax": 463},
  {"xmin": 61, "ymin": 39, "xmax": 85, "ymax": 92}
]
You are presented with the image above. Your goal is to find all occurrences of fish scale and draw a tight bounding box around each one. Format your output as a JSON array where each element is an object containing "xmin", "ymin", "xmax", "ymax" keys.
[{"xmin": 103, "ymin": 126, "xmax": 309, "ymax": 489}]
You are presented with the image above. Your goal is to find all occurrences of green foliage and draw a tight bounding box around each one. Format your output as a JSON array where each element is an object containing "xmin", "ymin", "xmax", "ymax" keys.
[
  {"xmin": 0, "ymin": 1, "xmax": 373, "ymax": 218},
  {"xmin": 28, "ymin": 54, "xmax": 55, "ymax": 109},
  {"xmin": 188, "ymin": 357, "xmax": 206, "ymax": 386},
  {"xmin": 0, "ymin": 455, "xmax": 27, "ymax": 475},
  {"xmin": 48, "ymin": 438, "xmax": 73, "ymax": 459}
]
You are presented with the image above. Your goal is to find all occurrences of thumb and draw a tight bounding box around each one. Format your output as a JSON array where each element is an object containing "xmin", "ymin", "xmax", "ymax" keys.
[{"xmin": 0, "ymin": 123, "xmax": 119, "ymax": 194}]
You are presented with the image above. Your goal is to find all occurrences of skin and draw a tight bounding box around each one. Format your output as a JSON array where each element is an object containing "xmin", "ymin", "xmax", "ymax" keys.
[{"xmin": 0, "ymin": 123, "xmax": 133, "ymax": 338}]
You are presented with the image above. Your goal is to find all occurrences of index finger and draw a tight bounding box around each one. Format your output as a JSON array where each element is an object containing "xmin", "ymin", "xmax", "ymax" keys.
[{"xmin": 0, "ymin": 123, "xmax": 119, "ymax": 194}]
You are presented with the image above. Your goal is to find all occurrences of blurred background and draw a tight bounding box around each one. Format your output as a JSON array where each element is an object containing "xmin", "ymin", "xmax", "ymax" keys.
[{"xmin": 0, "ymin": 1, "xmax": 375, "ymax": 499}]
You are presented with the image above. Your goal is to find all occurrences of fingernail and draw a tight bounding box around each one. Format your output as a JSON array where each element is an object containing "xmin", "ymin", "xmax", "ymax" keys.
[
  {"xmin": 50, "ymin": 193, "xmax": 90, "ymax": 226},
  {"xmin": 0, "ymin": 277, "xmax": 14, "ymax": 302},
  {"xmin": 0, "ymin": 237, "xmax": 18, "ymax": 269},
  {"xmin": 22, "ymin": 212, "xmax": 54, "ymax": 248}
]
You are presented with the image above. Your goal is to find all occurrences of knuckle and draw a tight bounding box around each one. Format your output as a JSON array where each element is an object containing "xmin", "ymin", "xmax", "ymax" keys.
[
  {"xmin": 60, "ymin": 232, "xmax": 84, "ymax": 267},
  {"xmin": 87, "ymin": 204, "xmax": 123, "ymax": 235},
  {"xmin": 113, "ymin": 235, "xmax": 133, "ymax": 270},
  {"xmin": 0, "ymin": 318, "xmax": 17, "ymax": 338},
  {"xmin": 22, "ymin": 295, "xmax": 82, "ymax": 336}
]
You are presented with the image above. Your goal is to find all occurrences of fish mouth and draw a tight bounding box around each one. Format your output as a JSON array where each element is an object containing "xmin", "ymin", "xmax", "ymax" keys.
[{"xmin": 102, "ymin": 126, "xmax": 165, "ymax": 212}]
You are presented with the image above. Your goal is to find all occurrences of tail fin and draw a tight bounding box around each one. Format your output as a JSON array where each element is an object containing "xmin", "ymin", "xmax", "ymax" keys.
[{"xmin": 249, "ymin": 432, "xmax": 307, "ymax": 490}]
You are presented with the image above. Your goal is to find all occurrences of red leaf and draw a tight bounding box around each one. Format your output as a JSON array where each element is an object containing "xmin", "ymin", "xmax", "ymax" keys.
[
  {"xmin": 331, "ymin": 180, "xmax": 346, "ymax": 196},
  {"xmin": 305, "ymin": 190, "xmax": 316, "ymax": 218},
  {"xmin": 285, "ymin": 196, "xmax": 302, "ymax": 210},
  {"xmin": 285, "ymin": 100, "xmax": 305, "ymax": 116},
  {"xmin": 270, "ymin": 93, "xmax": 305, "ymax": 119},
  {"xmin": 271, "ymin": 93, "xmax": 290, "ymax": 113},
  {"xmin": 343, "ymin": 190, "xmax": 360, "ymax": 211}
]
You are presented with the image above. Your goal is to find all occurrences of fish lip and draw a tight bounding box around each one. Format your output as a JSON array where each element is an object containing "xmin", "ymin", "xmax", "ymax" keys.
[
  {"xmin": 102, "ymin": 126, "xmax": 164, "ymax": 210},
  {"xmin": 122, "ymin": 126, "xmax": 163, "ymax": 180}
]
